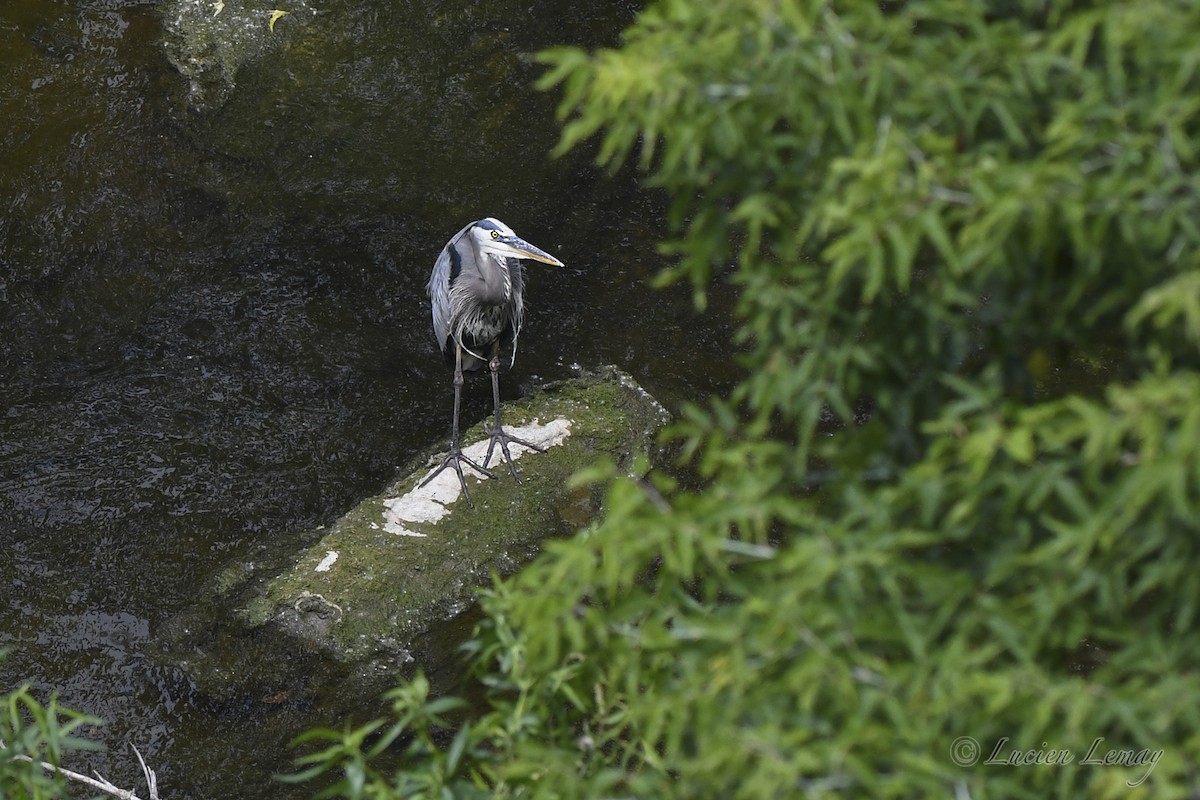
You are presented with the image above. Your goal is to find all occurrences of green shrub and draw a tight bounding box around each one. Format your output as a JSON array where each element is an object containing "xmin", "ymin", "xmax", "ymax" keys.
[{"xmin": 0, "ymin": 676, "xmax": 101, "ymax": 800}]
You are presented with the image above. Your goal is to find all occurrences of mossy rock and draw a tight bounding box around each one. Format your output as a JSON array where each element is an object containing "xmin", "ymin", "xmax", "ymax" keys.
[{"xmin": 163, "ymin": 367, "xmax": 669, "ymax": 699}]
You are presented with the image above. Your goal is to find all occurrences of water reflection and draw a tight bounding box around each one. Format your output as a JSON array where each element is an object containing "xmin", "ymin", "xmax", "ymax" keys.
[{"xmin": 0, "ymin": 1, "xmax": 736, "ymax": 797}]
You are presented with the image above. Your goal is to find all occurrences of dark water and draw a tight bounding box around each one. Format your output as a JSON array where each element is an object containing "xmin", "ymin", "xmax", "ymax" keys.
[{"xmin": 0, "ymin": 0, "xmax": 736, "ymax": 796}]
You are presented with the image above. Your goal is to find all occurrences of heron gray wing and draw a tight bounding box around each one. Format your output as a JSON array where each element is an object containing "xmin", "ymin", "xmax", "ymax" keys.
[{"xmin": 427, "ymin": 221, "xmax": 475, "ymax": 353}]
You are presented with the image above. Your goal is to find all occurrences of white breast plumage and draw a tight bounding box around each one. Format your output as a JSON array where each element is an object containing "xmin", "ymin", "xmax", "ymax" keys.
[{"xmin": 449, "ymin": 287, "xmax": 510, "ymax": 361}]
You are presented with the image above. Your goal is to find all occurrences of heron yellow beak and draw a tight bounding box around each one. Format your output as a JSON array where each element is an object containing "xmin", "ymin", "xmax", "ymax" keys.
[{"xmin": 500, "ymin": 235, "xmax": 565, "ymax": 267}]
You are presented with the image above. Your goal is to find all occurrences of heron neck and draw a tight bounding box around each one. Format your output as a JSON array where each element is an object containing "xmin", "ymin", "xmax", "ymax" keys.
[{"xmin": 474, "ymin": 254, "xmax": 513, "ymax": 305}]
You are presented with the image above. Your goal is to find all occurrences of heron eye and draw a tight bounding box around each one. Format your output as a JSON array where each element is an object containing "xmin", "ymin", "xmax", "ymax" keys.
[{"xmin": 490, "ymin": 230, "xmax": 500, "ymax": 240}]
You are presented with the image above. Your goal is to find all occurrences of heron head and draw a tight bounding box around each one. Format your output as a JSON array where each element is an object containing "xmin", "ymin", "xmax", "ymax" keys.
[{"xmin": 471, "ymin": 218, "xmax": 564, "ymax": 267}]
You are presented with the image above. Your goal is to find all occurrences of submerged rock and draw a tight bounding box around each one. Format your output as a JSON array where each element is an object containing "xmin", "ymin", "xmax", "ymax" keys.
[
  {"xmin": 160, "ymin": 367, "xmax": 669, "ymax": 700},
  {"xmin": 159, "ymin": 0, "xmax": 316, "ymax": 112}
]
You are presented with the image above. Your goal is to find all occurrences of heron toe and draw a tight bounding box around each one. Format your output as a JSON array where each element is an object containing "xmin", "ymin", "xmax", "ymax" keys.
[
  {"xmin": 419, "ymin": 446, "xmax": 496, "ymax": 509},
  {"xmin": 482, "ymin": 422, "xmax": 547, "ymax": 482}
]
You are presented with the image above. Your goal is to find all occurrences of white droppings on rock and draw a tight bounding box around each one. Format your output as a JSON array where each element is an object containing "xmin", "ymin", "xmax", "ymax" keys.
[
  {"xmin": 314, "ymin": 550, "xmax": 338, "ymax": 572},
  {"xmin": 381, "ymin": 417, "xmax": 573, "ymax": 534}
]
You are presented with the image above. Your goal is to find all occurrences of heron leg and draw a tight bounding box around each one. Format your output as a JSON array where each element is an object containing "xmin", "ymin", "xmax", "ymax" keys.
[
  {"xmin": 482, "ymin": 345, "xmax": 546, "ymax": 481},
  {"xmin": 419, "ymin": 344, "xmax": 495, "ymax": 507}
]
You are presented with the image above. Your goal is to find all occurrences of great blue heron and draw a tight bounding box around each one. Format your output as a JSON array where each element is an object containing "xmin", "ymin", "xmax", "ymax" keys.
[{"xmin": 420, "ymin": 218, "xmax": 564, "ymax": 506}]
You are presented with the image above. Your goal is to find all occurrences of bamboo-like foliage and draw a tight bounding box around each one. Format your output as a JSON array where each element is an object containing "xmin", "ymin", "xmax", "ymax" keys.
[
  {"xmin": 290, "ymin": 2, "xmax": 1200, "ymax": 797},
  {"xmin": 0, "ymin": 679, "xmax": 101, "ymax": 799}
]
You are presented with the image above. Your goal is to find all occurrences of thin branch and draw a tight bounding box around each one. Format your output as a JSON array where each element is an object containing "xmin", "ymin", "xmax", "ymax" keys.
[
  {"xmin": 1, "ymin": 742, "xmax": 161, "ymax": 800},
  {"xmin": 131, "ymin": 743, "xmax": 159, "ymax": 800}
]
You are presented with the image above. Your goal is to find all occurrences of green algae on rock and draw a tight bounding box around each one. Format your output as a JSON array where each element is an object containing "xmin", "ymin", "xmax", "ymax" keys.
[{"xmin": 167, "ymin": 367, "xmax": 669, "ymax": 698}]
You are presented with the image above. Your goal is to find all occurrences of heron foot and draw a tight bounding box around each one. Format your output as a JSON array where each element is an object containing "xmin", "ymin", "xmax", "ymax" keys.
[
  {"xmin": 482, "ymin": 423, "xmax": 546, "ymax": 482},
  {"xmin": 419, "ymin": 447, "xmax": 496, "ymax": 509}
]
